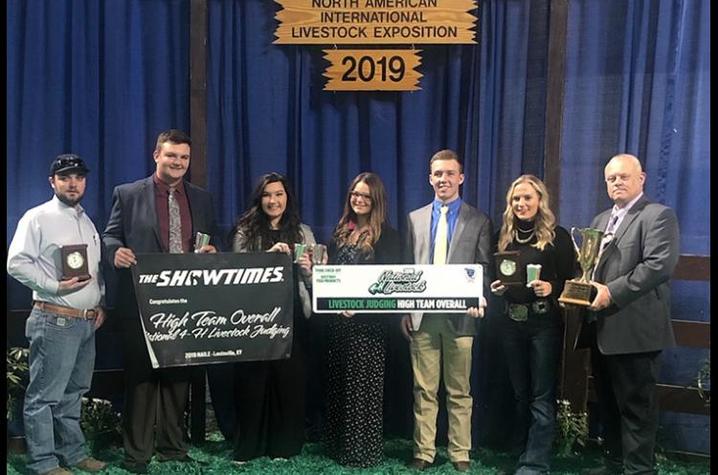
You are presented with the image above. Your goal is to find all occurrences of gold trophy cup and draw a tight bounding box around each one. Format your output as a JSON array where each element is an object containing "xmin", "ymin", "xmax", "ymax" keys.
[{"xmin": 558, "ymin": 227, "xmax": 604, "ymax": 306}]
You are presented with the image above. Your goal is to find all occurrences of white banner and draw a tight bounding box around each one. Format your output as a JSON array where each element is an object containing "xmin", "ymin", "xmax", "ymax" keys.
[{"xmin": 312, "ymin": 264, "xmax": 483, "ymax": 314}]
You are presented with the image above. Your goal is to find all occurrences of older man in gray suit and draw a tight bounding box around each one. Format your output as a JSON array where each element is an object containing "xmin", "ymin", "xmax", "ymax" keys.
[
  {"xmin": 579, "ymin": 154, "xmax": 679, "ymax": 475},
  {"xmin": 401, "ymin": 149, "xmax": 492, "ymax": 472}
]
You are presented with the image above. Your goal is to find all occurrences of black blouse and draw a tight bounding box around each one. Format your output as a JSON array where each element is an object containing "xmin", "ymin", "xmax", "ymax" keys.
[{"xmin": 495, "ymin": 225, "xmax": 578, "ymax": 305}]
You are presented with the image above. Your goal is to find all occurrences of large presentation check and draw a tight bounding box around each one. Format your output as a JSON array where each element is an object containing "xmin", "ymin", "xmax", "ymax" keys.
[{"xmin": 312, "ymin": 264, "xmax": 483, "ymax": 314}]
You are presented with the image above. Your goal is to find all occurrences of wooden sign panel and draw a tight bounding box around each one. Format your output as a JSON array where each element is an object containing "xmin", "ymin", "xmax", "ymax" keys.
[
  {"xmin": 323, "ymin": 49, "xmax": 422, "ymax": 91},
  {"xmin": 275, "ymin": 0, "xmax": 478, "ymax": 44}
]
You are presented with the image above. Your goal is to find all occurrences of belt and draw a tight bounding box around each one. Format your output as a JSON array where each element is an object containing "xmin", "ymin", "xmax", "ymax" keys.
[
  {"xmin": 33, "ymin": 301, "xmax": 98, "ymax": 320},
  {"xmin": 507, "ymin": 300, "xmax": 551, "ymax": 322}
]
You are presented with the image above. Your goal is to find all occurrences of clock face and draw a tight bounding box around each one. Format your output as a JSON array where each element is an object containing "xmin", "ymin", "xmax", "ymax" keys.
[
  {"xmin": 67, "ymin": 251, "xmax": 84, "ymax": 270},
  {"xmin": 500, "ymin": 258, "xmax": 516, "ymax": 276}
]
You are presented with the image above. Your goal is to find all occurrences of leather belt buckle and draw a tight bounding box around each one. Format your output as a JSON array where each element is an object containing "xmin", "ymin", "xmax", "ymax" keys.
[
  {"xmin": 508, "ymin": 303, "xmax": 528, "ymax": 322},
  {"xmin": 81, "ymin": 308, "xmax": 97, "ymax": 320}
]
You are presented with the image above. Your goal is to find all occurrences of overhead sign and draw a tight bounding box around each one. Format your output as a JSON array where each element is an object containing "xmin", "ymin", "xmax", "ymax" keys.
[
  {"xmin": 312, "ymin": 264, "xmax": 483, "ymax": 313},
  {"xmin": 274, "ymin": 0, "xmax": 478, "ymax": 44},
  {"xmin": 273, "ymin": 0, "xmax": 478, "ymax": 90},
  {"xmin": 131, "ymin": 252, "xmax": 294, "ymax": 368},
  {"xmin": 323, "ymin": 49, "xmax": 422, "ymax": 90}
]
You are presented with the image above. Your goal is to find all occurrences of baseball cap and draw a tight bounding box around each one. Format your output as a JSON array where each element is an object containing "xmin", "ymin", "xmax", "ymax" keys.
[{"xmin": 50, "ymin": 154, "xmax": 90, "ymax": 176}]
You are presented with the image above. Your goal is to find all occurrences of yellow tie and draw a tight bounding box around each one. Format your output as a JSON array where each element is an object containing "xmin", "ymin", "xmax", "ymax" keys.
[{"xmin": 433, "ymin": 205, "xmax": 448, "ymax": 264}]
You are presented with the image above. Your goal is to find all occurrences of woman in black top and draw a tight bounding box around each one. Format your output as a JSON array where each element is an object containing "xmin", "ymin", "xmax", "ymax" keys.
[
  {"xmin": 490, "ymin": 175, "xmax": 577, "ymax": 475},
  {"xmin": 230, "ymin": 173, "xmax": 316, "ymax": 462},
  {"xmin": 323, "ymin": 172, "xmax": 401, "ymax": 467}
]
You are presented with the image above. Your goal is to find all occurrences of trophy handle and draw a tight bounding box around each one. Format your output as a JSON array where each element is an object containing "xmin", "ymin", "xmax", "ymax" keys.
[{"xmin": 570, "ymin": 227, "xmax": 582, "ymax": 255}]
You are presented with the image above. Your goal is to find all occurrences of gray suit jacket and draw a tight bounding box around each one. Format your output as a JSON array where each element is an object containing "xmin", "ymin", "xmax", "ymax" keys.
[
  {"xmin": 577, "ymin": 196, "xmax": 679, "ymax": 355},
  {"xmin": 406, "ymin": 201, "xmax": 492, "ymax": 335}
]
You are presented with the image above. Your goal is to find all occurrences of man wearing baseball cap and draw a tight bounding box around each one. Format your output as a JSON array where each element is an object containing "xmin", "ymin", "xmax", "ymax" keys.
[{"xmin": 7, "ymin": 154, "xmax": 107, "ymax": 475}]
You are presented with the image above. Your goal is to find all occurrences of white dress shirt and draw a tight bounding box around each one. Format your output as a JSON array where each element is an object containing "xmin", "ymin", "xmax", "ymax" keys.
[{"xmin": 7, "ymin": 195, "xmax": 104, "ymax": 309}]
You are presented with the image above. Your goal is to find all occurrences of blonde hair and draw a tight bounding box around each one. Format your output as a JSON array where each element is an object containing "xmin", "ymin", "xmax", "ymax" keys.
[{"xmin": 498, "ymin": 175, "xmax": 556, "ymax": 252}]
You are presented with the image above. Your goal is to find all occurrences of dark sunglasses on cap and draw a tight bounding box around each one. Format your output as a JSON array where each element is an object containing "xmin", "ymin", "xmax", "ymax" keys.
[{"xmin": 50, "ymin": 154, "xmax": 90, "ymax": 176}]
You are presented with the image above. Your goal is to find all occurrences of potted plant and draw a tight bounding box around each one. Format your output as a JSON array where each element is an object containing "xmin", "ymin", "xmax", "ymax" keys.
[
  {"xmin": 80, "ymin": 397, "xmax": 122, "ymax": 451},
  {"xmin": 7, "ymin": 347, "xmax": 29, "ymax": 452},
  {"xmin": 555, "ymin": 399, "xmax": 589, "ymax": 457}
]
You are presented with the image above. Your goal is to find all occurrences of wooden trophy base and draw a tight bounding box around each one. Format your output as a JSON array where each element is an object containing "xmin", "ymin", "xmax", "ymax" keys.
[{"xmin": 558, "ymin": 280, "xmax": 594, "ymax": 307}]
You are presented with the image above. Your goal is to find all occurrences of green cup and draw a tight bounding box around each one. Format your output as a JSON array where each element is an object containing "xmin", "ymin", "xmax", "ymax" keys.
[{"xmin": 526, "ymin": 264, "xmax": 542, "ymax": 286}]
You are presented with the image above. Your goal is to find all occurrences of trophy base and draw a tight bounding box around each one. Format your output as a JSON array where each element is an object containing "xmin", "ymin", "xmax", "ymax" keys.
[{"xmin": 558, "ymin": 280, "xmax": 595, "ymax": 307}]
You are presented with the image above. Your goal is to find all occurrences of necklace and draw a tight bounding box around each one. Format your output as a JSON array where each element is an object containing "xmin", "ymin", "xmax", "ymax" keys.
[
  {"xmin": 514, "ymin": 229, "xmax": 536, "ymax": 244},
  {"xmin": 516, "ymin": 226, "xmax": 535, "ymax": 234}
]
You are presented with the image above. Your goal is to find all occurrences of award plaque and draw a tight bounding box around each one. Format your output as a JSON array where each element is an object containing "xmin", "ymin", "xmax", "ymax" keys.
[
  {"xmin": 558, "ymin": 227, "xmax": 604, "ymax": 306},
  {"xmin": 61, "ymin": 244, "xmax": 90, "ymax": 281},
  {"xmin": 494, "ymin": 251, "xmax": 524, "ymax": 286}
]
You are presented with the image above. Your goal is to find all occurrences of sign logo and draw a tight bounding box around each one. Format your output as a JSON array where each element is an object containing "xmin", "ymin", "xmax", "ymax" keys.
[{"xmin": 368, "ymin": 268, "xmax": 427, "ymax": 295}]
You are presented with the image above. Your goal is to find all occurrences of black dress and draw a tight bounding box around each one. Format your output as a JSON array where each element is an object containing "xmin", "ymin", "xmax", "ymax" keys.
[
  {"xmin": 323, "ymin": 226, "xmax": 401, "ymax": 468},
  {"xmin": 233, "ymin": 229, "xmax": 308, "ymax": 461}
]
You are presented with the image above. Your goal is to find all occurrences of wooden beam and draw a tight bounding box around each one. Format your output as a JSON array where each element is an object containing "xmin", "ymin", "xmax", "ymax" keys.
[
  {"xmin": 673, "ymin": 255, "xmax": 710, "ymax": 281},
  {"xmin": 543, "ymin": 0, "xmax": 568, "ymax": 219},
  {"xmin": 188, "ymin": 0, "xmax": 209, "ymax": 443},
  {"xmin": 588, "ymin": 377, "xmax": 710, "ymax": 416},
  {"xmin": 557, "ymin": 307, "xmax": 591, "ymax": 413},
  {"xmin": 189, "ymin": 0, "xmax": 208, "ymax": 188},
  {"xmin": 672, "ymin": 319, "xmax": 711, "ymax": 348}
]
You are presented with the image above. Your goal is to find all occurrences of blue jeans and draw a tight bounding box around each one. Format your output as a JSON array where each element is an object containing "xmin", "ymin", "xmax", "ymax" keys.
[
  {"xmin": 502, "ymin": 309, "xmax": 562, "ymax": 475},
  {"xmin": 24, "ymin": 307, "xmax": 96, "ymax": 474}
]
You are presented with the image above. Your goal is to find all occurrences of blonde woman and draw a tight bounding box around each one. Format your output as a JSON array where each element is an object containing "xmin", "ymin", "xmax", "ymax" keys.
[{"xmin": 490, "ymin": 175, "xmax": 577, "ymax": 475}]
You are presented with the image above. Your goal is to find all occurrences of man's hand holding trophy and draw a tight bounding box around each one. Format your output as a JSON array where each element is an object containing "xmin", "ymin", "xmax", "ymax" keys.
[{"xmin": 558, "ymin": 227, "xmax": 609, "ymax": 308}]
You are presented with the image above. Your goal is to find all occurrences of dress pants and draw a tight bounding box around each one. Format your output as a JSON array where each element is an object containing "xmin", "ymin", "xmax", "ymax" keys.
[
  {"xmin": 122, "ymin": 318, "xmax": 189, "ymax": 464},
  {"xmin": 410, "ymin": 315, "xmax": 473, "ymax": 463},
  {"xmin": 589, "ymin": 324, "xmax": 662, "ymax": 475}
]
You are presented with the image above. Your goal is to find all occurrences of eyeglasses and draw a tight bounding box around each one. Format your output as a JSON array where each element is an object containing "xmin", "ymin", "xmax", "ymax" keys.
[{"xmin": 350, "ymin": 191, "xmax": 372, "ymax": 202}]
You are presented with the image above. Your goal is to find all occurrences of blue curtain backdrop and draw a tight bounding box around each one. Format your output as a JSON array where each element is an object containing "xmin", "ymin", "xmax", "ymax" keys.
[
  {"xmin": 6, "ymin": 0, "xmax": 191, "ymax": 310},
  {"xmin": 207, "ymin": 0, "xmax": 551, "ymax": 239},
  {"xmin": 205, "ymin": 0, "xmax": 550, "ymax": 445},
  {"xmin": 6, "ymin": 0, "xmax": 709, "ymax": 454}
]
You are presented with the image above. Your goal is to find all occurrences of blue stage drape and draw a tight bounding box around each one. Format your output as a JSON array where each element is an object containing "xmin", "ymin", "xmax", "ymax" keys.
[
  {"xmin": 7, "ymin": 0, "xmax": 190, "ymax": 309},
  {"xmin": 6, "ymin": 0, "xmax": 709, "ymax": 454},
  {"xmin": 206, "ymin": 0, "xmax": 553, "ymax": 240}
]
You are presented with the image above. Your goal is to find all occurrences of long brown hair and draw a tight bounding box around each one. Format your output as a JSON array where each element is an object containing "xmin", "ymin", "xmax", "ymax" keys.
[
  {"xmin": 333, "ymin": 172, "xmax": 388, "ymax": 247},
  {"xmin": 498, "ymin": 174, "xmax": 556, "ymax": 252},
  {"xmin": 232, "ymin": 172, "xmax": 303, "ymax": 250}
]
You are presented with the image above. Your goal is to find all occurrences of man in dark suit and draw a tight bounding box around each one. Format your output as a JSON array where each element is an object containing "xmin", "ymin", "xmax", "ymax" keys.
[
  {"xmin": 400, "ymin": 149, "xmax": 492, "ymax": 472},
  {"xmin": 102, "ymin": 129, "xmax": 217, "ymax": 474},
  {"xmin": 580, "ymin": 153, "xmax": 680, "ymax": 475}
]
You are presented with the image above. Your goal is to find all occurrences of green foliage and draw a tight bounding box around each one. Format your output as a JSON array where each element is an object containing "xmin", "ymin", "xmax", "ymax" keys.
[
  {"xmin": 695, "ymin": 358, "xmax": 710, "ymax": 406},
  {"xmin": 555, "ymin": 399, "xmax": 588, "ymax": 457},
  {"xmin": 80, "ymin": 397, "xmax": 122, "ymax": 449},
  {"xmin": 6, "ymin": 347, "xmax": 29, "ymax": 420}
]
